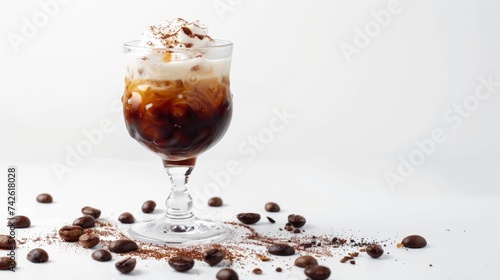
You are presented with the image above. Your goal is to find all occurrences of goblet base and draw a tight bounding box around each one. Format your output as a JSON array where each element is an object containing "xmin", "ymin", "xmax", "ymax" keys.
[{"xmin": 128, "ymin": 217, "xmax": 230, "ymax": 245}]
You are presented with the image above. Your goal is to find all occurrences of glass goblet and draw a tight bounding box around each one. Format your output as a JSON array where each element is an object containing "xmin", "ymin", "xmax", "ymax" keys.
[{"xmin": 122, "ymin": 40, "xmax": 233, "ymax": 244}]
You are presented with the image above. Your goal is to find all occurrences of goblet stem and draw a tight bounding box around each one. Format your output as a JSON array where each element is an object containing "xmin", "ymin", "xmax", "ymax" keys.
[
  {"xmin": 128, "ymin": 162, "xmax": 230, "ymax": 243},
  {"xmin": 164, "ymin": 166, "xmax": 195, "ymax": 221}
]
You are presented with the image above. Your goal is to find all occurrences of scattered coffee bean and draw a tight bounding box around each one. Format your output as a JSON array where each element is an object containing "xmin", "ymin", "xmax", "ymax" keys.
[
  {"xmin": 288, "ymin": 214, "xmax": 306, "ymax": 228},
  {"xmin": 203, "ymin": 248, "xmax": 225, "ymax": 266},
  {"xmin": 36, "ymin": 193, "xmax": 53, "ymax": 203},
  {"xmin": 304, "ymin": 265, "xmax": 331, "ymax": 280},
  {"xmin": 276, "ymin": 267, "xmax": 282, "ymax": 272},
  {"xmin": 265, "ymin": 202, "xmax": 280, "ymax": 212},
  {"xmin": 216, "ymin": 268, "xmax": 239, "ymax": 280},
  {"xmin": 293, "ymin": 229, "xmax": 301, "ymax": 234},
  {"xmin": 168, "ymin": 256, "xmax": 194, "ymax": 272},
  {"xmin": 118, "ymin": 212, "xmax": 135, "ymax": 224},
  {"xmin": 26, "ymin": 248, "xmax": 49, "ymax": 263},
  {"xmin": 92, "ymin": 249, "xmax": 112, "ymax": 262},
  {"xmin": 350, "ymin": 260, "xmax": 356, "ymax": 265},
  {"xmin": 402, "ymin": 235, "xmax": 427, "ymax": 248},
  {"xmin": 252, "ymin": 268, "xmax": 262, "ymax": 274},
  {"xmin": 285, "ymin": 225, "xmax": 293, "ymax": 231},
  {"xmin": 268, "ymin": 244, "xmax": 295, "ymax": 256},
  {"xmin": 0, "ymin": 257, "xmax": 15, "ymax": 270},
  {"xmin": 294, "ymin": 255, "xmax": 318, "ymax": 268},
  {"xmin": 79, "ymin": 233, "xmax": 100, "ymax": 248},
  {"xmin": 266, "ymin": 216, "xmax": 276, "ymax": 223},
  {"xmin": 142, "ymin": 200, "xmax": 156, "ymax": 213},
  {"xmin": 81, "ymin": 206, "xmax": 101, "ymax": 219},
  {"xmin": 349, "ymin": 252, "xmax": 359, "ymax": 257},
  {"xmin": 73, "ymin": 215, "xmax": 96, "ymax": 228},
  {"xmin": 208, "ymin": 197, "xmax": 223, "ymax": 207},
  {"xmin": 58, "ymin": 225, "xmax": 84, "ymax": 242},
  {"xmin": 109, "ymin": 239, "xmax": 138, "ymax": 253},
  {"xmin": 236, "ymin": 213, "xmax": 260, "ymax": 224},
  {"xmin": 115, "ymin": 258, "xmax": 136, "ymax": 274},
  {"xmin": 7, "ymin": 215, "xmax": 31, "ymax": 228},
  {"xmin": 366, "ymin": 244, "xmax": 384, "ymax": 258},
  {"xmin": 0, "ymin": 234, "xmax": 15, "ymax": 250}
]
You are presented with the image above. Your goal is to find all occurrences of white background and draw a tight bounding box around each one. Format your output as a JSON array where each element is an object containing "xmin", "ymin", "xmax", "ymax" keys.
[
  {"xmin": 1, "ymin": 0, "xmax": 500, "ymax": 194},
  {"xmin": 1, "ymin": 1, "xmax": 500, "ymax": 279}
]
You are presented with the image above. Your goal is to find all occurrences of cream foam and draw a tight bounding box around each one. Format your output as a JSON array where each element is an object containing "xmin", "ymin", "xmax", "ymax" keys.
[{"xmin": 126, "ymin": 54, "xmax": 231, "ymax": 81}]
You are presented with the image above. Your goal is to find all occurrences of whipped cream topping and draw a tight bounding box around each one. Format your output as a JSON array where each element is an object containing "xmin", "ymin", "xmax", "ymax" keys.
[
  {"xmin": 139, "ymin": 18, "xmax": 214, "ymax": 48},
  {"xmin": 126, "ymin": 18, "xmax": 230, "ymax": 80}
]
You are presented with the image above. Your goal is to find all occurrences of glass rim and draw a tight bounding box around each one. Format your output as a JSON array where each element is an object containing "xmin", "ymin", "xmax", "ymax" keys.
[{"xmin": 123, "ymin": 39, "xmax": 233, "ymax": 51}]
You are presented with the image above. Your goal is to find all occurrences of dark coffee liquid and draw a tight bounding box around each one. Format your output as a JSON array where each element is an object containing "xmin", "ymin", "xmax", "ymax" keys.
[{"xmin": 122, "ymin": 76, "xmax": 232, "ymax": 166}]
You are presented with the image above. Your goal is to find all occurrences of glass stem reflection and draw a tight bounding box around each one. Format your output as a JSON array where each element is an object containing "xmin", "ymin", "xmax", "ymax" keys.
[{"xmin": 164, "ymin": 165, "xmax": 195, "ymax": 221}]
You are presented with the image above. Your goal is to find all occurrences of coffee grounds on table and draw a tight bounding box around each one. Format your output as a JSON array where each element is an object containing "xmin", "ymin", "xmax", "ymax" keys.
[{"xmin": 24, "ymin": 218, "xmax": 388, "ymax": 267}]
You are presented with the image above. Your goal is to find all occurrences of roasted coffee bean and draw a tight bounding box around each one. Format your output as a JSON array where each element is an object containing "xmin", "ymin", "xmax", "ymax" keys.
[
  {"xmin": 8, "ymin": 215, "xmax": 31, "ymax": 228},
  {"xmin": 109, "ymin": 239, "xmax": 138, "ymax": 253},
  {"xmin": 58, "ymin": 225, "xmax": 84, "ymax": 242},
  {"xmin": 268, "ymin": 244, "xmax": 295, "ymax": 256},
  {"xmin": 402, "ymin": 235, "xmax": 427, "ymax": 248},
  {"xmin": 366, "ymin": 244, "xmax": 384, "ymax": 258},
  {"xmin": 252, "ymin": 268, "xmax": 262, "ymax": 274},
  {"xmin": 216, "ymin": 268, "xmax": 239, "ymax": 280},
  {"xmin": 81, "ymin": 206, "xmax": 101, "ymax": 219},
  {"xmin": 92, "ymin": 249, "xmax": 112, "ymax": 262},
  {"xmin": 294, "ymin": 255, "xmax": 318, "ymax": 268},
  {"xmin": 115, "ymin": 258, "xmax": 136, "ymax": 274},
  {"xmin": 208, "ymin": 197, "xmax": 223, "ymax": 207},
  {"xmin": 265, "ymin": 202, "xmax": 280, "ymax": 212},
  {"xmin": 276, "ymin": 267, "xmax": 282, "ymax": 272},
  {"xmin": 0, "ymin": 234, "xmax": 16, "ymax": 250},
  {"xmin": 36, "ymin": 193, "xmax": 53, "ymax": 203},
  {"xmin": 73, "ymin": 215, "xmax": 96, "ymax": 228},
  {"xmin": 236, "ymin": 213, "xmax": 261, "ymax": 224},
  {"xmin": 168, "ymin": 256, "xmax": 194, "ymax": 272},
  {"xmin": 304, "ymin": 265, "xmax": 331, "ymax": 280},
  {"xmin": 118, "ymin": 212, "xmax": 135, "ymax": 224},
  {"xmin": 203, "ymin": 248, "xmax": 225, "ymax": 266},
  {"xmin": 141, "ymin": 200, "xmax": 156, "ymax": 213},
  {"xmin": 79, "ymin": 233, "xmax": 100, "ymax": 248},
  {"xmin": 288, "ymin": 214, "xmax": 306, "ymax": 228},
  {"xmin": 26, "ymin": 248, "xmax": 49, "ymax": 263},
  {"xmin": 0, "ymin": 257, "xmax": 15, "ymax": 270}
]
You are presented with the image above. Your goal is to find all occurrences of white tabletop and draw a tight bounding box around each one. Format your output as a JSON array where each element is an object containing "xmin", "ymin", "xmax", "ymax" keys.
[{"xmin": 2, "ymin": 157, "xmax": 498, "ymax": 280}]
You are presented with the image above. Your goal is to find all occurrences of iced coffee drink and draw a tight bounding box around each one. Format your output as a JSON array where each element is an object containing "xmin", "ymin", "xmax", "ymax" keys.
[{"xmin": 122, "ymin": 19, "xmax": 233, "ymax": 244}]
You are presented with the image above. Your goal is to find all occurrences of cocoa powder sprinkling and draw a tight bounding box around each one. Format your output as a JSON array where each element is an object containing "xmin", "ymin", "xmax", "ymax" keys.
[{"xmin": 22, "ymin": 218, "xmax": 388, "ymax": 270}]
